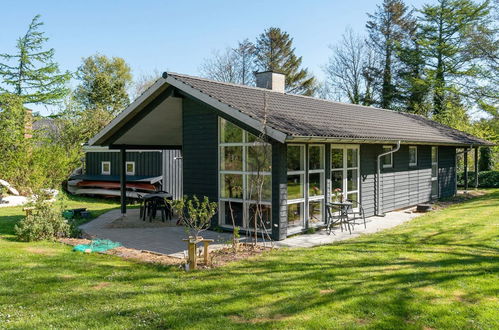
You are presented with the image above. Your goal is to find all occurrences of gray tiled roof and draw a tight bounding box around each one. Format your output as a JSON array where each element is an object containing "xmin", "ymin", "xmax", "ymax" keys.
[{"xmin": 168, "ymin": 72, "xmax": 492, "ymax": 146}]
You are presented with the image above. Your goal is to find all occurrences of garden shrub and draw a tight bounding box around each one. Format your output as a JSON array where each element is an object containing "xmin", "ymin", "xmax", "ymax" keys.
[
  {"xmin": 15, "ymin": 198, "xmax": 70, "ymax": 242},
  {"xmin": 456, "ymin": 171, "xmax": 499, "ymax": 188}
]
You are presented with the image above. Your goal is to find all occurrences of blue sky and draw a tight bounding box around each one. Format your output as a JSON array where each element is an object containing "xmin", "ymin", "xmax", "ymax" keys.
[{"xmin": 1, "ymin": 0, "xmax": 428, "ymax": 115}]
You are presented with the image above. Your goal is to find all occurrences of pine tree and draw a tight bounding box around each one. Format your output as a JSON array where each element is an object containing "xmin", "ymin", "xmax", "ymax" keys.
[
  {"xmin": 396, "ymin": 21, "xmax": 431, "ymax": 115},
  {"xmin": 0, "ymin": 15, "xmax": 70, "ymax": 105},
  {"xmin": 419, "ymin": 0, "xmax": 492, "ymax": 115},
  {"xmin": 254, "ymin": 27, "xmax": 316, "ymax": 95},
  {"xmin": 366, "ymin": 0, "xmax": 413, "ymax": 109}
]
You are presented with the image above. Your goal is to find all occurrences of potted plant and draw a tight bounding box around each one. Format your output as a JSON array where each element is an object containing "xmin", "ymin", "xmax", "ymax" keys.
[{"xmin": 332, "ymin": 188, "xmax": 343, "ymax": 202}]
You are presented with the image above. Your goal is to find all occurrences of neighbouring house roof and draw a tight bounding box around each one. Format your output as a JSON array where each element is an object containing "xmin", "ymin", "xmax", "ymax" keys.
[{"xmin": 89, "ymin": 72, "xmax": 493, "ymax": 147}]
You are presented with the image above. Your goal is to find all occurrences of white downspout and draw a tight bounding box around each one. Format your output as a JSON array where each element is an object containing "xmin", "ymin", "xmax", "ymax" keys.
[{"xmin": 376, "ymin": 141, "xmax": 401, "ymax": 216}]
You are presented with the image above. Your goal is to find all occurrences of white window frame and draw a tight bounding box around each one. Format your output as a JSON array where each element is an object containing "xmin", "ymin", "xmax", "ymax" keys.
[
  {"xmin": 431, "ymin": 146, "xmax": 439, "ymax": 198},
  {"xmin": 382, "ymin": 145, "xmax": 393, "ymax": 168},
  {"xmin": 101, "ymin": 161, "xmax": 111, "ymax": 175},
  {"xmin": 287, "ymin": 144, "xmax": 306, "ymax": 231},
  {"xmin": 125, "ymin": 161, "xmax": 135, "ymax": 176},
  {"xmin": 330, "ymin": 145, "xmax": 360, "ymax": 209},
  {"xmin": 409, "ymin": 146, "xmax": 418, "ymax": 167},
  {"xmin": 218, "ymin": 117, "xmax": 272, "ymax": 230},
  {"xmin": 307, "ymin": 144, "xmax": 325, "ymax": 226}
]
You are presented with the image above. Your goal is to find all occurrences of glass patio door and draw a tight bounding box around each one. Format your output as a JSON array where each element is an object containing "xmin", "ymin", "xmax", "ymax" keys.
[{"xmin": 331, "ymin": 145, "xmax": 360, "ymax": 206}]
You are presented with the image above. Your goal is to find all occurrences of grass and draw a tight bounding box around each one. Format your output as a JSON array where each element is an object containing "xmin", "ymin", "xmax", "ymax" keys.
[{"xmin": 0, "ymin": 190, "xmax": 498, "ymax": 329}]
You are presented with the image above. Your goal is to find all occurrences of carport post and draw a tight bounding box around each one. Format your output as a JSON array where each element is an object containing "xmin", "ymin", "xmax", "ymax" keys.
[
  {"xmin": 120, "ymin": 147, "xmax": 127, "ymax": 216},
  {"xmin": 464, "ymin": 149, "xmax": 468, "ymax": 192}
]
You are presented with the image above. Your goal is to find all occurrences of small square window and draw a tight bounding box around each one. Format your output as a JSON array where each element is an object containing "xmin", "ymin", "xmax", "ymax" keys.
[
  {"xmin": 101, "ymin": 161, "xmax": 111, "ymax": 175},
  {"xmin": 409, "ymin": 146, "xmax": 418, "ymax": 167},
  {"xmin": 382, "ymin": 146, "xmax": 393, "ymax": 168},
  {"xmin": 126, "ymin": 162, "xmax": 135, "ymax": 176}
]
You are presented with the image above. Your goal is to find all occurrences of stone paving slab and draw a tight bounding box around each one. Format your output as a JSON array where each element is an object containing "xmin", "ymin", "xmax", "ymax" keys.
[
  {"xmin": 80, "ymin": 208, "xmax": 422, "ymax": 257},
  {"xmin": 80, "ymin": 209, "xmax": 233, "ymax": 257},
  {"xmin": 274, "ymin": 210, "xmax": 421, "ymax": 248}
]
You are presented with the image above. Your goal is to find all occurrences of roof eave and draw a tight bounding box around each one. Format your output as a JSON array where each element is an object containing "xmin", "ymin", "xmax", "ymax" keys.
[{"xmin": 285, "ymin": 135, "xmax": 494, "ymax": 147}]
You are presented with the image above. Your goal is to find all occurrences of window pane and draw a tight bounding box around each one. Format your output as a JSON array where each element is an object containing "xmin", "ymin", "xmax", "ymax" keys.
[
  {"xmin": 331, "ymin": 171, "xmax": 343, "ymax": 202},
  {"xmin": 331, "ymin": 148, "xmax": 343, "ymax": 169},
  {"xmin": 347, "ymin": 148, "xmax": 358, "ymax": 168},
  {"xmin": 247, "ymin": 175, "xmax": 272, "ymax": 201},
  {"xmin": 222, "ymin": 201, "xmax": 243, "ymax": 227},
  {"xmin": 308, "ymin": 200, "xmax": 323, "ymax": 225},
  {"xmin": 347, "ymin": 169, "xmax": 358, "ymax": 191},
  {"xmin": 248, "ymin": 204, "xmax": 271, "ymax": 229},
  {"xmin": 382, "ymin": 147, "xmax": 392, "ymax": 167},
  {"xmin": 220, "ymin": 146, "xmax": 242, "ymax": 171},
  {"xmin": 247, "ymin": 132, "xmax": 262, "ymax": 143},
  {"xmin": 409, "ymin": 147, "xmax": 417, "ymax": 165},
  {"xmin": 347, "ymin": 192, "xmax": 358, "ymax": 207},
  {"xmin": 431, "ymin": 180, "xmax": 438, "ymax": 196},
  {"xmin": 247, "ymin": 144, "xmax": 271, "ymax": 172},
  {"xmin": 331, "ymin": 170, "xmax": 343, "ymax": 190},
  {"xmin": 287, "ymin": 174, "xmax": 304, "ymax": 200},
  {"xmin": 220, "ymin": 118, "xmax": 243, "ymax": 143},
  {"xmin": 287, "ymin": 203, "xmax": 303, "ymax": 228},
  {"xmin": 220, "ymin": 174, "xmax": 243, "ymax": 199},
  {"xmin": 432, "ymin": 164, "xmax": 438, "ymax": 178},
  {"xmin": 309, "ymin": 172, "xmax": 324, "ymax": 196},
  {"xmin": 309, "ymin": 145, "xmax": 324, "ymax": 170},
  {"xmin": 287, "ymin": 145, "xmax": 304, "ymax": 171}
]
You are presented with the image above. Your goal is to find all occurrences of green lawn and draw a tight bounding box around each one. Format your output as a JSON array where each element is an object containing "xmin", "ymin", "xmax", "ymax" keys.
[{"xmin": 0, "ymin": 191, "xmax": 498, "ymax": 329}]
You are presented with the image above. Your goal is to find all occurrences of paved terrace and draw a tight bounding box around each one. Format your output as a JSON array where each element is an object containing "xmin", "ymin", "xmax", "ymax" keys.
[{"xmin": 80, "ymin": 208, "xmax": 422, "ymax": 258}]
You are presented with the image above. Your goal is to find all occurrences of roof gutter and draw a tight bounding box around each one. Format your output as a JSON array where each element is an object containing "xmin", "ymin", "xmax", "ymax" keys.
[
  {"xmin": 285, "ymin": 136, "xmax": 491, "ymax": 147},
  {"xmin": 376, "ymin": 141, "xmax": 401, "ymax": 216}
]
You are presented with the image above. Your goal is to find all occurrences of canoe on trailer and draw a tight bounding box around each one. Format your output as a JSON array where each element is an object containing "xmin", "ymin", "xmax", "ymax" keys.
[{"xmin": 76, "ymin": 181, "xmax": 157, "ymax": 192}]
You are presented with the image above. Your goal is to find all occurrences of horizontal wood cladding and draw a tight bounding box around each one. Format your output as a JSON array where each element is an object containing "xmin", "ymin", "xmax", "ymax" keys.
[
  {"xmin": 182, "ymin": 97, "xmax": 218, "ymax": 205},
  {"xmin": 360, "ymin": 145, "xmax": 456, "ymax": 216},
  {"xmin": 85, "ymin": 151, "xmax": 162, "ymax": 176},
  {"xmin": 438, "ymin": 146, "xmax": 457, "ymax": 198}
]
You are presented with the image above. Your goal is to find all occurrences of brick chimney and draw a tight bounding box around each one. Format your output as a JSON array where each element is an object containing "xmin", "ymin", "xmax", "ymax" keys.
[{"xmin": 255, "ymin": 71, "xmax": 285, "ymax": 93}]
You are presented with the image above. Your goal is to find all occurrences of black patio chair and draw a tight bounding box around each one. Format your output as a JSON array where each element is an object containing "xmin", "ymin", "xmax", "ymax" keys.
[{"xmin": 345, "ymin": 198, "xmax": 366, "ymax": 229}]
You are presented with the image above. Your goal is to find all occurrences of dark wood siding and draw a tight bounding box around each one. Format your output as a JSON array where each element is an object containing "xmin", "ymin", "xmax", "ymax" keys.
[
  {"xmin": 438, "ymin": 146, "xmax": 457, "ymax": 198},
  {"xmin": 360, "ymin": 144, "xmax": 434, "ymax": 216},
  {"xmin": 85, "ymin": 151, "xmax": 162, "ymax": 176},
  {"xmin": 162, "ymin": 149, "xmax": 183, "ymax": 200},
  {"xmin": 182, "ymin": 97, "xmax": 218, "ymax": 207}
]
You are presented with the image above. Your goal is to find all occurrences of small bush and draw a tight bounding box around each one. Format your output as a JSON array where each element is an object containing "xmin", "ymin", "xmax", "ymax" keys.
[
  {"xmin": 457, "ymin": 171, "xmax": 499, "ymax": 188},
  {"xmin": 15, "ymin": 199, "xmax": 70, "ymax": 242}
]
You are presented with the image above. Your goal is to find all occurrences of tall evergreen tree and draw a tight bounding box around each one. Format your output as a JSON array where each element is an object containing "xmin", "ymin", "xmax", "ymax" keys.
[
  {"xmin": 254, "ymin": 27, "xmax": 316, "ymax": 95},
  {"xmin": 74, "ymin": 54, "xmax": 132, "ymax": 116},
  {"xmin": 0, "ymin": 15, "xmax": 70, "ymax": 105},
  {"xmin": 396, "ymin": 21, "xmax": 431, "ymax": 115},
  {"xmin": 419, "ymin": 0, "xmax": 492, "ymax": 115},
  {"xmin": 366, "ymin": 0, "xmax": 413, "ymax": 109}
]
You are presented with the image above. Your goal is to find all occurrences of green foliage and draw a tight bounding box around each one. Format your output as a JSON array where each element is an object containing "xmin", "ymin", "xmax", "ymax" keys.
[
  {"xmin": 457, "ymin": 170, "xmax": 499, "ymax": 188},
  {"xmin": 254, "ymin": 27, "xmax": 316, "ymax": 95},
  {"xmin": 15, "ymin": 197, "xmax": 70, "ymax": 242},
  {"xmin": 366, "ymin": 0, "xmax": 413, "ymax": 109},
  {"xmin": 74, "ymin": 54, "xmax": 132, "ymax": 116},
  {"xmin": 0, "ymin": 15, "xmax": 70, "ymax": 105},
  {"xmin": 479, "ymin": 147, "xmax": 494, "ymax": 171},
  {"xmin": 418, "ymin": 0, "xmax": 493, "ymax": 115},
  {"xmin": 167, "ymin": 195, "xmax": 218, "ymax": 238},
  {"xmin": 0, "ymin": 190, "xmax": 498, "ymax": 328}
]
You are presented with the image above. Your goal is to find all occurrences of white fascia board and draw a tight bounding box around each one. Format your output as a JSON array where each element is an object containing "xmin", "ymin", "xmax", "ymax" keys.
[
  {"xmin": 165, "ymin": 75, "xmax": 288, "ymax": 143},
  {"xmin": 88, "ymin": 78, "xmax": 169, "ymax": 146}
]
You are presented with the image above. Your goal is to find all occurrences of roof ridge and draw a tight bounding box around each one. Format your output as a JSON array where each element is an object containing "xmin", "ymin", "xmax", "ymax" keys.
[{"xmin": 166, "ymin": 71, "xmax": 405, "ymax": 115}]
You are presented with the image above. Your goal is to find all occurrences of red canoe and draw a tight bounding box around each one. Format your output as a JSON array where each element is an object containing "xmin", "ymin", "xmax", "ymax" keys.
[{"xmin": 76, "ymin": 180, "xmax": 157, "ymax": 192}]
